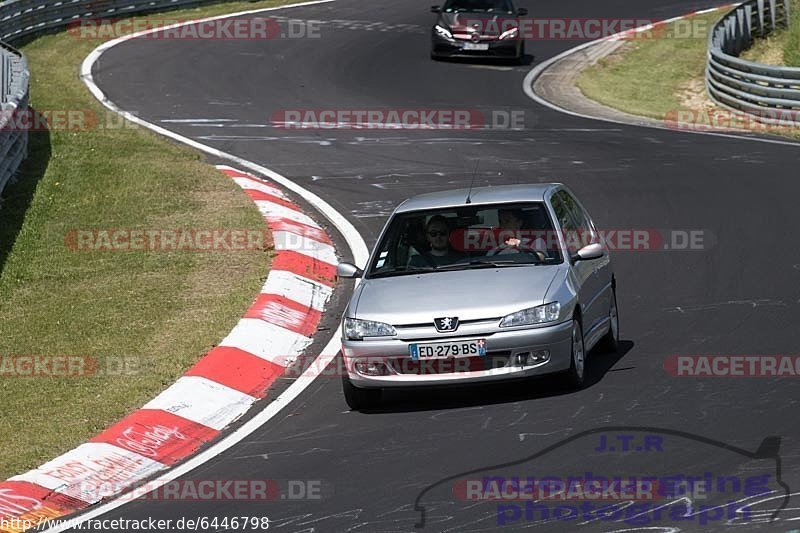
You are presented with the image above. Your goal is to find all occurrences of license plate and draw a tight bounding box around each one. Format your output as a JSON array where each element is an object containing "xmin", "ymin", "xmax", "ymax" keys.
[
  {"xmin": 409, "ymin": 339, "xmax": 487, "ymax": 361},
  {"xmin": 463, "ymin": 43, "xmax": 489, "ymax": 51}
]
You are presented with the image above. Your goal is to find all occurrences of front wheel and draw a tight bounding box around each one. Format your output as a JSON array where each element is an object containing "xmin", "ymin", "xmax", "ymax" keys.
[
  {"xmin": 562, "ymin": 318, "xmax": 586, "ymax": 389},
  {"xmin": 342, "ymin": 375, "xmax": 382, "ymax": 410}
]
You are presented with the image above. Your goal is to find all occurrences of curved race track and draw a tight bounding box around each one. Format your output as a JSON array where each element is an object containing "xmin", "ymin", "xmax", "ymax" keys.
[{"xmin": 82, "ymin": 0, "xmax": 800, "ymax": 530}]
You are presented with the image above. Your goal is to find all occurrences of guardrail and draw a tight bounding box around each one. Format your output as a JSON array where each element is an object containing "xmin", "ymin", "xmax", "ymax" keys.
[
  {"xmin": 0, "ymin": 0, "xmax": 224, "ymax": 200},
  {"xmin": 0, "ymin": 42, "xmax": 28, "ymax": 200},
  {"xmin": 707, "ymin": 0, "xmax": 800, "ymax": 124}
]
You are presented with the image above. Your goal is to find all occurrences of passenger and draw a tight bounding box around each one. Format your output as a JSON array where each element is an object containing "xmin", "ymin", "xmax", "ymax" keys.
[{"xmin": 409, "ymin": 215, "xmax": 464, "ymax": 267}]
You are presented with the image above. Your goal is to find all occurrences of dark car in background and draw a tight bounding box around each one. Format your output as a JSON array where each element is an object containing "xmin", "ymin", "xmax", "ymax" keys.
[{"xmin": 431, "ymin": 0, "xmax": 527, "ymax": 62}]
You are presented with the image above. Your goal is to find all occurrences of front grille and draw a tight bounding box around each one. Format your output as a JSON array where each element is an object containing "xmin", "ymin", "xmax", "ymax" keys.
[
  {"xmin": 388, "ymin": 351, "xmax": 512, "ymax": 375},
  {"xmin": 393, "ymin": 318, "xmax": 500, "ymax": 329}
]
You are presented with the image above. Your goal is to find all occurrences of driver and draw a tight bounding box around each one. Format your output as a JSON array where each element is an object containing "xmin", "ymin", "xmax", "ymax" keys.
[
  {"xmin": 491, "ymin": 208, "xmax": 548, "ymax": 259},
  {"xmin": 409, "ymin": 215, "xmax": 464, "ymax": 267}
]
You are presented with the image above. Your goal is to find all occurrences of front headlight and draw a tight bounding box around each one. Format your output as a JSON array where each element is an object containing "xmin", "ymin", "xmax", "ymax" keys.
[
  {"xmin": 434, "ymin": 24, "xmax": 454, "ymax": 40},
  {"xmin": 499, "ymin": 27, "xmax": 519, "ymax": 40},
  {"xmin": 499, "ymin": 302, "xmax": 561, "ymax": 327},
  {"xmin": 344, "ymin": 318, "xmax": 397, "ymax": 340}
]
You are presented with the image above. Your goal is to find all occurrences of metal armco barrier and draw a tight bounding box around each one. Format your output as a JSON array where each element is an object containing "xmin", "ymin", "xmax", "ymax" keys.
[
  {"xmin": 0, "ymin": 0, "xmax": 223, "ymax": 200},
  {"xmin": 707, "ymin": 0, "xmax": 800, "ymax": 124},
  {"xmin": 0, "ymin": 42, "xmax": 28, "ymax": 200}
]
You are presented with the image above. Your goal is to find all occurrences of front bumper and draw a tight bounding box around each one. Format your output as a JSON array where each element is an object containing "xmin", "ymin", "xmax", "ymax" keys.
[
  {"xmin": 342, "ymin": 319, "xmax": 573, "ymax": 388},
  {"xmin": 431, "ymin": 35, "xmax": 522, "ymax": 58}
]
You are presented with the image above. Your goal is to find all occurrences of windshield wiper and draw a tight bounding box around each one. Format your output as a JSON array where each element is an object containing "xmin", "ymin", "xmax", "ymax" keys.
[
  {"xmin": 369, "ymin": 266, "xmax": 438, "ymax": 278},
  {"xmin": 437, "ymin": 259, "xmax": 535, "ymax": 271}
]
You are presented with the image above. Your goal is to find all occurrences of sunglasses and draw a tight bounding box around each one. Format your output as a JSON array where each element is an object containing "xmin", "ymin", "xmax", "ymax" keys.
[{"xmin": 428, "ymin": 230, "xmax": 447, "ymax": 237}]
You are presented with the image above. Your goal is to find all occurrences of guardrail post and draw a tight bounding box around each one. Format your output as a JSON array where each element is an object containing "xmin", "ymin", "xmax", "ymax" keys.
[
  {"xmin": 0, "ymin": 55, "xmax": 4, "ymax": 104},
  {"xmin": 737, "ymin": 9, "xmax": 747, "ymax": 50},
  {"xmin": 769, "ymin": 0, "xmax": 777, "ymax": 30},
  {"xmin": 758, "ymin": 0, "xmax": 766, "ymax": 34},
  {"xmin": 745, "ymin": 4, "xmax": 754, "ymax": 47}
]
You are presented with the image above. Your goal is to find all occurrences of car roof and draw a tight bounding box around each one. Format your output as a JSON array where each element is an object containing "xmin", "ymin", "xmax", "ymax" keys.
[{"xmin": 394, "ymin": 183, "xmax": 562, "ymax": 214}]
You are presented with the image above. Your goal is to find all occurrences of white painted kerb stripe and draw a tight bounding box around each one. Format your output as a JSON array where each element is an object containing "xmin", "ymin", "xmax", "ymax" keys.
[
  {"xmin": 255, "ymin": 200, "xmax": 319, "ymax": 227},
  {"xmin": 231, "ymin": 176, "xmax": 288, "ymax": 200},
  {"xmin": 11, "ymin": 443, "xmax": 164, "ymax": 502},
  {"xmin": 272, "ymin": 230, "xmax": 337, "ymax": 265},
  {"xmin": 142, "ymin": 376, "xmax": 255, "ymax": 431},
  {"xmin": 219, "ymin": 318, "xmax": 311, "ymax": 365},
  {"xmin": 262, "ymin": 269, "xmax": 333, "ymax": 311}
]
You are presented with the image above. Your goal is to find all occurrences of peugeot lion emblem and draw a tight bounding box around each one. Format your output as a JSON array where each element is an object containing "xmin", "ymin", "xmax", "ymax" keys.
[{"xmin": 434, "ymin": 317, "xmax": 459, "ymax": 332}]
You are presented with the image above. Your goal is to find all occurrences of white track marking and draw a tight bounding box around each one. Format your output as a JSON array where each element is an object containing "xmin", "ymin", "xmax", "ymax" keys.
[
  {"xmin": 11, "ymin": 444, "xmax": 165, "ymax": 503},
  {"xmin": 219, "ymin": 318, "xmax": 311, "ymax": 363},
  {"xmin": 141, "ymin": 376, "xmax": 256, "ymax": 430},
  {"xmin": 262, "ymin": 269, "xmax": 333, "ymax": 311}
]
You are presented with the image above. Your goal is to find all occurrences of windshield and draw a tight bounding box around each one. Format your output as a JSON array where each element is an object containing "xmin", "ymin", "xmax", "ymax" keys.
[
  {"xmin": 366, "ymin": 202, "xmax": 563, "ymax": 278},
  {"xmin": 442, "ymin": 0, "xmax": 514, "ymax": 14}
]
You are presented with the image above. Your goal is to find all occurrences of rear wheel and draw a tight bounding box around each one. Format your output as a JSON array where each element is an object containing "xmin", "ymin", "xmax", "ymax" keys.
[
  {"xmin": 342, "ymin": 375, "xmax": 382, "ymax": 411},
  {"xmin": 562, "ymin": 318, "xmax": 586, "ymax": 389},
  {"xmin": 598, "ymin": 285, "xmax": 620, "ymax": 353}
]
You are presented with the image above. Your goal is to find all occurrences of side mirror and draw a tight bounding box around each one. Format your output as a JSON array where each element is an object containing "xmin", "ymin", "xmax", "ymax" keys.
[
  {"xmin": 430, "ymin": 5, "xmax": 441, "ymax": 12},
  {"xmin": 517, "ymin": 7, "xmax": 528, "ymax": 15},
  {"xmin": 337, "ymin": 262, "xmax": 364, "ymax": 279},
  {"xmin": 571, "ymin": 243, "xmax": 604, "ymax": 264}
]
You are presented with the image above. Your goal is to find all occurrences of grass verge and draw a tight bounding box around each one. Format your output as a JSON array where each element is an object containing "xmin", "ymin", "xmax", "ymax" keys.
[
  {"xmin": 785, "ymin": 2, "xmax": 800, "ymax": 65},
  {"xmin": 741, "ymin": 0, "xmax": 800, "ymax": 65},
  {"xmin": 0, "ymin": 0, "xmax": 296, "ymax": 480},
  {"xmin": 576, "ymin": 7, "xmax": 800, "ymax": 140}
]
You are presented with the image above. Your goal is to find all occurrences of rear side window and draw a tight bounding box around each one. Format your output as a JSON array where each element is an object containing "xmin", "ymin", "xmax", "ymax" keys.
[
  {"xmin": 559, "ymin": 190, "xmax": 596, "ymax": 241},
  {"xmin": 552, "ymin": 190, "xmax": 597, "ymax": 253}
]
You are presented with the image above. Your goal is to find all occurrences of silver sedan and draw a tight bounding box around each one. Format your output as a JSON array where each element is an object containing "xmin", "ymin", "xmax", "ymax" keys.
[{"xmin": 336, "ymin": 183, "xmax": 619, "ymax": 410}]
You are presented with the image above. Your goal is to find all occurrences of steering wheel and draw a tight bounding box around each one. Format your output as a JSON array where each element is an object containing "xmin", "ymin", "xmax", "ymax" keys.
[{"xmin": 486, "ymin": 239, "xmax": 547, "ymax": 261}]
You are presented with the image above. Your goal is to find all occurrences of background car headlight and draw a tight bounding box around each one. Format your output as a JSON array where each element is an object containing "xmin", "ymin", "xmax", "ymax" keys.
[
  {"xmin": 500, "ymin": 302, "xmax": 561, "ymax": 327},
  {"xmin": 499, "ymin": 27, "xmax": 519, "ymax": 40},
  {"xmin": 434, "ymin": 24, "xmax": 454, "ymax": 40},
  {"xmin": 344, "ymin": 318, "xmax": 397, "ymax": 340}
]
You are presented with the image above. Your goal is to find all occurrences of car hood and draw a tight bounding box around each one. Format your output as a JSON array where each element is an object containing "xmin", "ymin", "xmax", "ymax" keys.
[
  {"xmin": 352, "ymin": 266, "xmax": 562, "ymax": 325},
  {"xmin": 440, "ymin": 13, "xmax": 518, "ymax": 33}
]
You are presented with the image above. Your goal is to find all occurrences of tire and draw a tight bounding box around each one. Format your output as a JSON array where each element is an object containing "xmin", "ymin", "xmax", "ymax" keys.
[
  {"xmin": 342, "ymin": 375, "xmax": 381, "ymax": 410},
  {"xmin": 562, "ymin": 318, "xmax": 586, "ymax": 389},
  {"xmin": 516, "ymin": 41, "xmax": 526, "ymax": 64},
  {"xmin": 598, "ymin": 285, "xmax": 620, "ymax": 353}
]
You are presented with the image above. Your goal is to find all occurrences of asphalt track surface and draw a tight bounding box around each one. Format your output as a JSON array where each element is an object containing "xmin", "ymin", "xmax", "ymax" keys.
[{"xmin": 85, "ymin": 0, "xmax": 800, "ymax": 531}]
